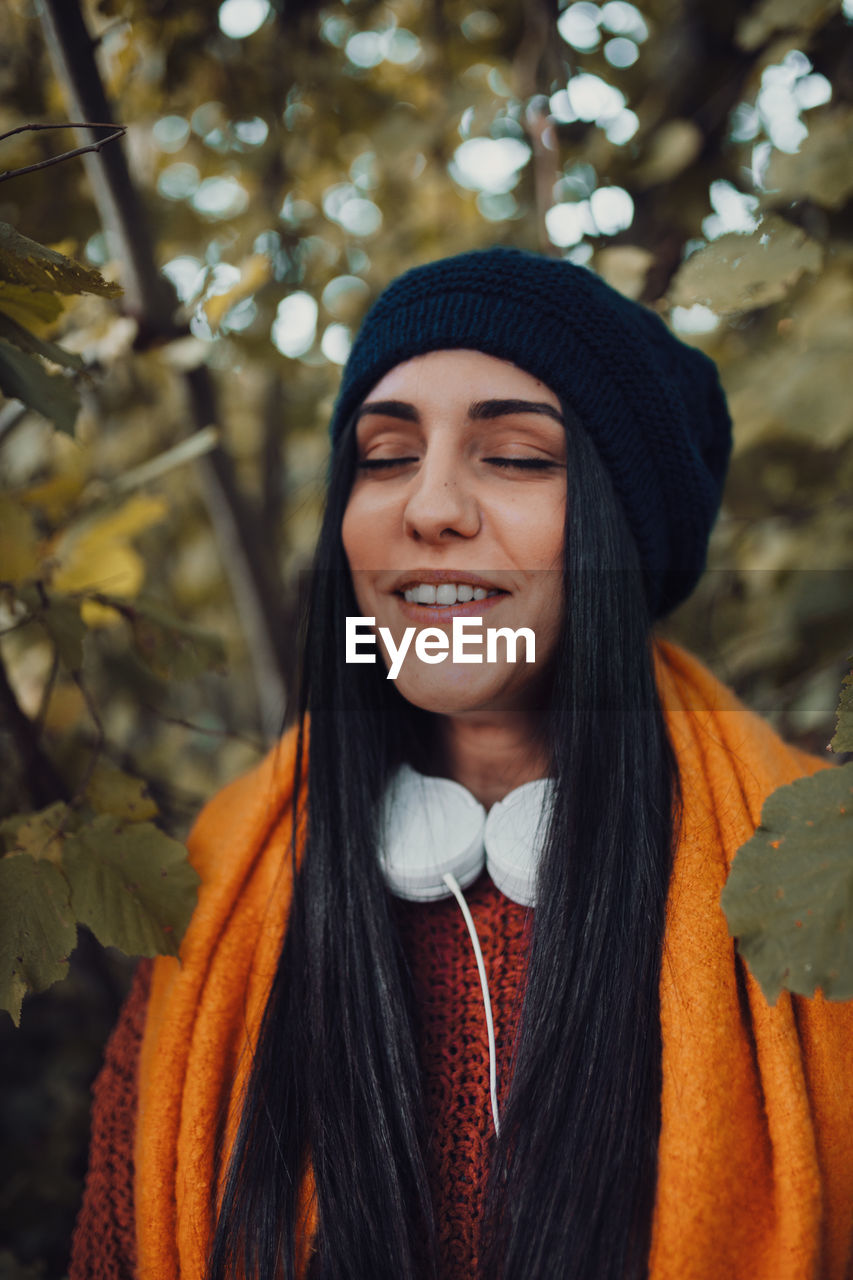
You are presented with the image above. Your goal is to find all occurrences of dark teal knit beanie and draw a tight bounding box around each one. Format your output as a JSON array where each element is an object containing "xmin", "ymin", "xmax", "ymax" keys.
[{"xmin": 329, "ymin": 246, "xmax": 732, "ymax": 618}]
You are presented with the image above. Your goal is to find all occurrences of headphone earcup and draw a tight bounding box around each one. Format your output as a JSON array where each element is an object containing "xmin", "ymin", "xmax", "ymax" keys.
[
  {"xmin": 483, "ymin": 778, "xmax": 554, "ymax": 908},
  {"xmin": 378, "ymin": 765, "xmax": 486, "ymax": 901}
]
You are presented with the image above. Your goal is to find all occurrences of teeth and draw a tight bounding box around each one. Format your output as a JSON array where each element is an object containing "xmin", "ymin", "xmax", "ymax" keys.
[{"xmin": 402, "ymin": 582, "xmax": 499, "ymax": 604}]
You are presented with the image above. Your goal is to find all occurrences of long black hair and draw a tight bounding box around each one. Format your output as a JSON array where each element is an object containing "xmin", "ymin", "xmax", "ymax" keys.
[{"xmin": 206, "ymin": 398, "xmax": 682, "ymax": 1280}]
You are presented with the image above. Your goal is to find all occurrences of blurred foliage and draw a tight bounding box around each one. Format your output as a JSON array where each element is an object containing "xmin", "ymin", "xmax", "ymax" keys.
[
  {"xmin": 723, "ymin": 665, "xmax": 853, "ymax": 1005},
  {"xmin": 722, "ymin": 760, "xmax": 853, "ymax": 1003},
  {"xmin": 833, "ymin": 655, "xmax": 853, "ymax": 751},
  {"xmin": 1, "ymin": 0, "xmax": 852, "ymax": 1271}
]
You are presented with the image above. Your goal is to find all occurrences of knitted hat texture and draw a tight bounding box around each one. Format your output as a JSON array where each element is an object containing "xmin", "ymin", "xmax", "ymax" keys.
[{"xmin": 329, "ymin": 246, "xmax": 732, "ymax": 617}]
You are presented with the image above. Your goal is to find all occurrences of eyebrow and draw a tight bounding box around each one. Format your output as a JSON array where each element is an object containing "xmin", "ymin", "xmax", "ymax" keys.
[{"xmin": 356, "ymin": 397, "xmax": 564, "ymax": 425}]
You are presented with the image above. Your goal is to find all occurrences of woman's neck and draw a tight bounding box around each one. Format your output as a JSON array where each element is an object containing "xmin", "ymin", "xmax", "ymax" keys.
[{"xmin": 433, "ymin": 710, "xmax": 550, "ymax": 809}]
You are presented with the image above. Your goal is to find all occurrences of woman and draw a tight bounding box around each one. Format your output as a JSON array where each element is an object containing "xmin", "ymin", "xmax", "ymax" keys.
[{"xmin": 71, "ymin": 248, "xmax": 853, "ymax": 1280}]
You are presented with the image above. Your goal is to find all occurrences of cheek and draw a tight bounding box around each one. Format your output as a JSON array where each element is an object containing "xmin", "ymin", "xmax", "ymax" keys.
[{"xmin": 504, "ymin": 494, "xmax": 565, "ymax": 570}]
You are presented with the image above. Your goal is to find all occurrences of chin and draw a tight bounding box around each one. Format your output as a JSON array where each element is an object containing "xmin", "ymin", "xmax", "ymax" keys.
[{"xmin": 390, "ymin": 667, "xmax": 539, "ymax": 718}]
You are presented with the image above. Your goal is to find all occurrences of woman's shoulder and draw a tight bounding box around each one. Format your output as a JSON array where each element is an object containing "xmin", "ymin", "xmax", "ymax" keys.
[{"xmin": 654, "ymin": 637, "xmax": 830, "ymax": 783}]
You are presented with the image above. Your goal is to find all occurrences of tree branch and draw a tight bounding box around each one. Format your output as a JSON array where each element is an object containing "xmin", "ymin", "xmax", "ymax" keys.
[
  {"xmin": 0, "ymin": 121, "xmax": 126, "ymax": 184},
  {"xmin": 0, "ymin": 651, "xmax": 68, "ymax": 810},
  {"xmin": 34, "ymin": 2, "xmax": 178, "ymax": 332},
  {"xmin": 35, "ymin": 0, "xmax": 291, "ymax": 740},
  {"xmin": 184, "ymin": 367, "xmax": 289, "ymax": 738},
  {"xmin": 513, "ymin": 0, "xmax": 563, "ymax": 254}
]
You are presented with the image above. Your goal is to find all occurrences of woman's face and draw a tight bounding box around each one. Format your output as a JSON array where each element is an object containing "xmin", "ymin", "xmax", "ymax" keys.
[{"xmin": 341, "ymin": 349, "xmax": 567, "ymax": 717}]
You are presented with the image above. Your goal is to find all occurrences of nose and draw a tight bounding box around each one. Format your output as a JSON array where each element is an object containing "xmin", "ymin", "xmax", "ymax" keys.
[{"xmin": 402, "ymin": 451, "xmax": 481, "ymax": 543}]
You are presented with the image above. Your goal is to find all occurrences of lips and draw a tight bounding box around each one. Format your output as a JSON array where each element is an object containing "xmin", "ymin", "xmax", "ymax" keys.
[{"xmin": 390, "ymin": 569, "xmax": 508, "ymax": 598}]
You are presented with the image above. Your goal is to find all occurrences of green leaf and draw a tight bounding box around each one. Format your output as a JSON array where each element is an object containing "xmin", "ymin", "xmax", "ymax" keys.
[
  {"xmin": 0, "ymin": 222, "xmax": 122, "ymax": 297},
  {"xmin": 0, "ymin": 495, "xmax": 42, "ymax": 585},
  {"xmin": 121, "ymin": 597, "xmax": 228, "ymax": 681},
  {"xmin": 832, "ymin": 660, "xmax": 853, "ymax": 754},
  {"xmin": 63, "ymin": 817, "xmax": 199, "ymax": 958},
  {"xmin": 668, "ymin": 216, "xmax": 823, "ymax": 315},
  {"xmin": 0, "ymin": 310, "xmax": 84, "ymax": 371},
  {"xmin": 721, "ymin": 764, "xmax": 853, "ymax": 1004},
  {"xmin": 39, "ymin": 597, "xmax": 86, "ymax": 671},
  {"xmin": 0, "ymin": 338, "xmax": 80, "ymax": 434},
  {"xmin": 0, "ymin": 853, "xmax": 76, "ymax": 1025}
]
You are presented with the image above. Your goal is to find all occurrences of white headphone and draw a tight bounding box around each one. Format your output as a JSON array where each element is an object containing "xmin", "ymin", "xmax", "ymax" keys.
[
  {"xmin": 377, "ymin": 764, "xmax": 556, "ymax": 1137},
  {"xmin": 378, "ymin": 764, "xmax": 555, "ymax": 908}
]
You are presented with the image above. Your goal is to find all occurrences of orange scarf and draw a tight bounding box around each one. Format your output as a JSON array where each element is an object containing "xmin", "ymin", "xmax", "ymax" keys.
[{"xmin": 136, "ymin": 641, "xmax": 853, "ymax": 1278}]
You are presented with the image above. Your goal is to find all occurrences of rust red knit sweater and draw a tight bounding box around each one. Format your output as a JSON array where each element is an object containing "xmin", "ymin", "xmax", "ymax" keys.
[{"xmin": 70, "ymin": 874, "xmax": 530, "ymax": 1278}]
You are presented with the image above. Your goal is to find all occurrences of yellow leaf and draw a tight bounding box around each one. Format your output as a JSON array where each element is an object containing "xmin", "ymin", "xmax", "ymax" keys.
[
  {"xmin": 22, "ymin": 445, "xmax": 88, "ymax": 521},
  {"xmin": 55, "ymin": 538, "xmax": 144, "ymax": 597},
  {"xmin": 204, "ymin": 253, "xmax": 271, "ymax": 330},
  {"xmin": 0, "ymin": 495, "xmax": 43, "ymax": 585},
  {"xmin": 0, "ymin": 281, "xmax": 63, "ymax": 330},
  {"xmin": 23, "ymin": 470, "xmax": 88, "ymax": 522},
  {"xmin": 80, "ymin": 599, "xmax": 124, "ymax": 628},
  {"xmin": 51, "ymin": 494, "xmax": 167, "ymax": 600},
  {"xmin": 85, "ymin": 493, "xmax": 168, "ymax": 543},
  {"xmin": 85, "ymin": 760, "xmax": 158, "ymax": 822},
  {"xmin": 0, "ymin": 803, "xmax": 70, "ymax": 865}
]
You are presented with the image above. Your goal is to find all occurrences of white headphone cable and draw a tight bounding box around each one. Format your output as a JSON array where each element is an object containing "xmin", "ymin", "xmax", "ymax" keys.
[{"xmin": 441, "ymin": 871, "xmax": 500, "ymax": 1139}]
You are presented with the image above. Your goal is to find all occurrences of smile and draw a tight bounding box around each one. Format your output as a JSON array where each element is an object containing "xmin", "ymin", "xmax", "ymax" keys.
[{"xmin": 402, "ymin": 583, "xmax": 503, "ymax": 605}]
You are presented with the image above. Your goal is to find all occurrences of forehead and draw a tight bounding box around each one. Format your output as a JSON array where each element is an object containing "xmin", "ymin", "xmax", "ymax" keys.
[{"xmin": 364, "ymin": 348, "xmax": 561, "ymax": 410}]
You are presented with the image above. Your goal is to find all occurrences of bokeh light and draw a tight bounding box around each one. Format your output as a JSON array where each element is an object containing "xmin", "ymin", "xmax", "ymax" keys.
[
  {"xmin": 218, "ymin": 0, "xmax": 271, "ymax": 40},
  {"xmin": 162, "ymin": 256, "xmax": 205, "ymax": 303},
  {"xmin": 321, "ymin": 275, "xmax": 370, "ymax": 320},
  {"xmin": 450, "ymin": 137, "xmax": 531, "ymax": 194},
  {"xmin": 702, "ymin": 179, "xmax": 759, "ymax": 239},
  {"xmin": 272, "ymin": 292, "xmax": 318, "ymax": 358},
  {"xmin": 545, "ymin": 201, "xmax": 596, "ymax": 247},
  {"xmin": 321, "ymin": 323, "xmax": 352, "ymax": 365},
  {"xmin": 191, "ymin": 176, "xmax": 250, "ymax": 219},
  {"xmin": 604, "ymin": 37, "xmax": 639, "ymax": 67},
  {"xmin": 233, "ymin": 117, "xmax": 269, "ymax": 148},
  {"xmin": 153, "ymin": 115, "xmax": 190, "ymax": 153},
  {"xmin": 557, "ymin": 3, "xmax": 601, "ymax": 52},
  {"xmin": 600, "ymin": 1, "xmax": 648, "ymax": 41},
  {"xmin": 589, "ymin": 185, "xmax": 634, "ymax": 234},
  {"xmin": 671, "ymin": 304, "xmax": 720, "ymax": 335},
  {"xmin": 157, "ymin": 162, "xmax": 200, "ymax": 201},
  {"xmin": 729, "ymin": 49, "xmax": 833, "ymax": 159}
]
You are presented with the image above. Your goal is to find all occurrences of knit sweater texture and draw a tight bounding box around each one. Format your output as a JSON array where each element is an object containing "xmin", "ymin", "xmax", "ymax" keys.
[
  {"xmin": 70, "ymin": 883, "xmax": 529, "ymax": 1279},
  {"xmin": 70, "ymin": 641, "xmax": 853, "ymax": 1279}
]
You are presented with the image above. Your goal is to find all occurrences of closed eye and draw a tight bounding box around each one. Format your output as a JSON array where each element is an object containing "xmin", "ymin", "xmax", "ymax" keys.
[
  {"xmin": 357, "ymin": 456, "xmax": 419, "ymax": 470},
  {"xmin": 483, "ymin": 457, "xmax": 561, "ymax": 470}
]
